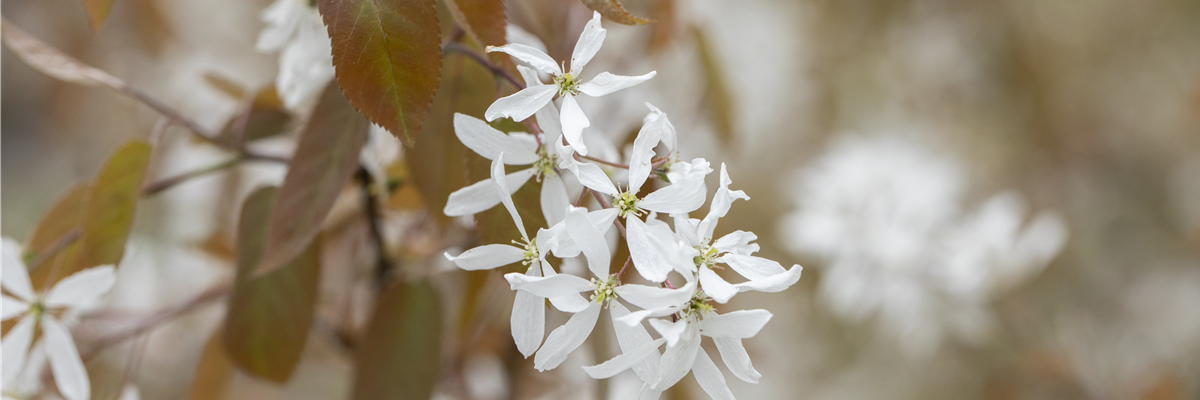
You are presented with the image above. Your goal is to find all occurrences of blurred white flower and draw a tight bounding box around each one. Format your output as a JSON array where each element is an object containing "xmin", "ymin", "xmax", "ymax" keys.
[
  {"xmin": 780, "ymin": 135, "xmax": 1067, "ymax": 356},
  {"xmin": 256, "ymin": 0, "xmax": 335, "ymax": 109},
  {"xmin": 485, "ymin": 11, "xmax": 656, "ymax": 156},
  {"xmin": 2, "ymin": 238, "xmax": 117, "ymax": 400}
]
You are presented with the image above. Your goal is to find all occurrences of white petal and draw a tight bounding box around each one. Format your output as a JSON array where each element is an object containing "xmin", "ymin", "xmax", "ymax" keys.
[
  {"xmin": 700, "ymin": 310, "xmax": 772, "ymax": 339},
  {"xmin": 491, "ymin": 154, "xmax": 528, "ymax": 240},
  {"xmin": 534, "ymin": 101, "xmax": 563, "ymax": 146},
  {"xmin": 614, "ymin": 281, "xmax": 695, "ymax": 311},
  {"xmin": 42, "ymin": 317, "xmax": 90, "ymax": 400},
  {"xmin": 645, "ymin": 103, "xmax": 678, "ymax": 151},
  {"xmin": 559, "ymin": 95, "xmax": 591, "ymax": 156},
  {"xmin": 640, "ymin": 171, "xmax": 709, "ymax": 215},
  {"xmin": 2, "ymin": 295, "xmax": 29, "ymax": 320},
  {"xmin": 486, "ymin": 43, "xmax": 561, "ymax": 76},
  {"xmin": 565, "ymin": 206, "xmax": 610, "ymax": 278},
  {"xmin": 516, "ymin": 64, "xmax": 545, "ymax": 88},
  {"xmin": 548, "ymin": 294, "xmax": 591, "ymax": 313},
  {"xmin": 625, "ymin": 217, "xmax": 678, "ymax": 283},
  {"xmin": 610, "ymin": 302, "xmax": 661, "ymax": 383},
  {"xmin": 512, "ymin": 278, "xmax": 546, "ymax": 358},
  {"xmin": 255, "ymin": 0, "xmax": 305, "ymax": 51},
  {"xmin": 652, "ymin": 322, "xmax": 700, "ymax": 390},
  {"xmin": 505, "ymin": 273, "xmax": 593, "ymax": 298},
  {"xmin": 719, "ymin": 254, "xmax": 786, "ymax": 280},
  {"xmin": 712, "ymin": 231, "xmax": 760, "ymax": 256},
  {"xmin": 627, "ymin": 111, "xmax": 666, "ymax": 194},
  {"xmin": 590, "ymin": 208, "xmax": 620, "ymax": 233},
  {"xmin": 2, "ymin": 314, "xmax": 36, "ymax": 385},
  {"xmin": 697, "ymin": 163, "xmax": 749, "ymax": 242},
  {"xmin": 444, "ymin": 245, "xmax": 526, "ymax": 271},
  {"xmin": 118, "ymin": 384, "xmax": 142, "ymax": 400},
  {"xmin": 583, "ymin": 338, "xmax": 665, "ymax": 379},
  {"xmin": 691, "ymin": 348, "xmax": 736, "ymax": 400},
  {"xmin": 454, "ymin": 113, "xmax": 540, "ymax": 163},
  {"xmin": 444, "ymin": 169, "xmax": 537, "ymax": 216},
  {"xmin": 616, "ymin": 307, "xmax": 680, "ymax": 327},
  {"xmin": 570, "ymin": 12, "xmax": 606, "ymax": 76},
  {"xmin": 648, "ymin": 318, "xmax": 689, "ymax": 348},
  {"xmin": 713, "ymin": 337, "xmax": 761, "ymax": 383},
  {"xmin": 732, "ymin": 264, "xmax": 803, "ymax": 294},
  {"xmin": 540, "ymin": 175, "xmax": 570, "ymax": 226},
  {"xmin": 564, "ymin": 158, "xmax": 619, "ymax": 197},
  {"xmin": 2, "ymin": 239, "xmax": 35, "ymax": 302},
  {"xmin": 638, "ymin": 384, "xmax": 665, "ymax": 400},
  {"xmin": 506, "ymin": 25, "xmax": 549, "ymax": 55},
  {"xmin": 699, "ymin": 267, "xmax": 738, "ymax": 304},
  {"xmin": 484, "ymin": 85, "xmax": 558, "ymax": 122},
  {"xmin": 578, "ymin": 71, "xmax": 656, "ymax": 97},
  {"xmin": 44, "ymin": 265, "xmax": 117, "ymax": 309},
  {"xmin": 672, "ymin": 214, "xmax": 702, "ymax": 248},
  {"xmin": 534, "ymin": 302, "xmax": 601, "ymax": 371}
]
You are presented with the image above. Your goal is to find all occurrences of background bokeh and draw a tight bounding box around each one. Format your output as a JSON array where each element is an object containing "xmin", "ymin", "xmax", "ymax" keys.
[{"xmin": 3, "ymin": 0, "xmax": 1200, "ymax": 398}]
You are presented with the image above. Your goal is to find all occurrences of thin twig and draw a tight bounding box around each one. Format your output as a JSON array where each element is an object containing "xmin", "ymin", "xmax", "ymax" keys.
[
  {"xmin": 574, "ymin": 187, "xmax": 592, "ymax": 208},
  {"xmin": 442, "ymin": 42, "xmax": 524, "ymax": 91},
  {"xmin": 82, "ymin": 283, "xmax": 232, "ymax": 362},
  {"xmin": 357, "ymin": 168, "xmax": 394, "ymax": 291},
  {"xmin": 27, "ymin": 229, "xmax": 81, "ymax": 270},
  {"xmin": 141, "ymin": 157, "xmax": 242, "ymax": 196},
  {"xmin": 617, "ymin": 256, "xmax": 632, "ymax": 282},
  {"xmin": 577, "ymin": 154, "xmax": 628, "ymax": 169}
]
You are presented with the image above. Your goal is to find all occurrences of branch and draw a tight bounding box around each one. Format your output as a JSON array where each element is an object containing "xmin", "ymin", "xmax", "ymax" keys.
[
  {"xmin": 356, "ymin": 168, "xmax": 394, "ymax": 291},
  {"xmin": 81, "ymin": 283, "xmax": 232, "ymax": 361},
  {"xmin": 442, "ymin": 42, "xmax": 524, "ymax": 91}
]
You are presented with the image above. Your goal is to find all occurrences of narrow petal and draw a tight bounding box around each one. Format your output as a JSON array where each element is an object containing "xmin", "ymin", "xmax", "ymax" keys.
[
  {"xmin": 582, "ymin": 338, "xmax": 666, "ymax": 379},
  {"xmin": 697, "ymin": 163, "xmax": 749, "ymax": 242},
  {"xmin": 42, "ymin": 317, "xmax": 90, "ymax": 400},
  {"xmin": 578, "ymin": 71, "xmax": 656, "ymax": 97},
  {"xmin": 540, "ymin": 175, "xmax": 570, "ymax": 226},
  {"xmin": 484, "ymin": 84, "xmax": 557, "ymax": 122},
  {"xmin": 625, "ymin": 216, "xmax": 678, "ymax": 283},
  {"xmin": 648, "ymin": 318, "xmax": 689, "ymax": 348},
  {"xmin": 559, "ymin": 95, "xmax": 591, "ymax": 156},
  {"xmin": 454, "ymin": 113, "xmax": 540, "ymax": 163},
  {"xmin": 534, "ymin": 302, "xmax": 601, "ymax": 371},
  {"xmin": 2, "ymin": 295, "xmax": 29, "ymax": 320},
  {"xmin": 732, "ymin": 264, "xmax": 803, "ymax": 294},
  {"xmin": 713, "ymin": 337, "xmax": 761, "ymax": 383},
  {"xmin": 492, "ymin": 154, "xmax": 528, "ymax": 239},
  {"xmin": 712, "ymin": 231, "xmax": 760, "ymax": 256},
  {"xmin": 652, "ymin": 322, "xmax": 700, "ymax": 390},
  {"xmin": 614, "ymin": 281, "xmax": 695, "ymax": 311},
  {"xmin": 444, "ymin": 169, "xmax": 536, "ymax": 216},
  {"xmin": 505, "ymin": 273, "xmax": 593, "ymax": 298},
  {"xmin": 692, "ymin": 348, "xmax": 736, "ymax": 400},
  {"xmin": 512, "ymin": 286, "xmax": 546, "ymax": 358},
  {"xmin": 627, "ymin": 111, "xmax": 666, "ymax": 194},
  {"xmin": 445, "ymin": 245, "xmax": 525, "ymax": 271},
  {"xmin": 516, "ymin": 64, "xmax": 545, "ymax": 88},
  {"xmin": 564, "ymin": 158, "xmax": 619, "ymax": 197},
  {"xmin": 2, "ymin": 239, "xmax": 35, "ymax": 302},
  {"xmin": 486, "ymin": 43, "xmax": 561, "ymax": 75},
  {"xmin": 44, "ymin": 266, "xmax": 117, "ymax": 309},
  {"xmin": 720, "ymin": 254, "xmax": 786, "ymax": 280},
  {"xmin": 645, "ymin": 103, "xmax": 678, "ymax": 151},
  {"xmin": 541, "ymin": 260, "xmax": 592, "ymax": 312},
  {"xmin": 640, "ymin": 165, "xmax": 710, "ymax": 215},
  {"xmin": 699, "ymin": 268, "xmax": 738, "ymax": 304},
  {"xmin": 616, "ymin": 307, "xmax": 680, "ymax": 327},
  {"xmin": 534, "ymin": 101, "xmax": 563, "ymax": 146},
  {"xmin": 610, "ymin": 302, "xmax": 661, "ymax": 383},
  {"xmin": 672, "ymin": 214, "xmax": 702, "ymax": 247},
  {"xmin": 570, "ymin": 11, "xmax": 606, "ymax": 76},
  {"xmin": 700, "ymin": 310, "xmax": 773, "ymax": 339},
  {"xmin": 565, "ymin": 206, "xmax": 610, "ymax": 278},
  {"xmin": 2, "ymin": 314, "xmax": 36, "ymax": 385},
  {"xmin": 638, "ymin": 384, "xmax": 665, "ymax": 400}
]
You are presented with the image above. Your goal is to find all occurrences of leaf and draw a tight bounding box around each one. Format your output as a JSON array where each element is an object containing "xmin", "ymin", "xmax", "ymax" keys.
[
  {"xmin": 318, "ymin": 0, "xmax": 443, "ymax": 145},
  {"xmin": 691, "ymin": 25, "xmax": 736, "ymax": 146},
  {"xmin": 82, "ymin": 0, "xmax": 118, "ymax": 32},
  {"xmin": 580, "ymin": 0, "xmax": 654, "ymax": 26},
  {"xmin": 76, "ymin": 140, "xmax": 151, "ymax": 271},
  {"xmin": 0, "ymin": 19, "xmax": 127, "ymax": 90},
  {"xmin": 407, "ymin": 52, "xmax": 499, "ymax": 226},
  {"xmin": 223, "ymin": 187, "xmax": 321, "ymax": 382},
  {"xmin": 352, "ymin": 280, "xmax": 442, "ymax": 400},
  {"xmin": 442, "ymin": 0, "xmax": 515, "ymax": 70},
  {"xmin": 26, "ymin": 183, "xmax": 90, "ymax": 290},
  {"xmin": 187, "ymin": 330, "xmax": 233, "ymax": 400},
  {"xmin": 256, "ymin": 84, "xmax": 370, "ymax": 276},
  {"xmin": 217, "ymin": 87, "xmax": 292, "ymax": 144}
]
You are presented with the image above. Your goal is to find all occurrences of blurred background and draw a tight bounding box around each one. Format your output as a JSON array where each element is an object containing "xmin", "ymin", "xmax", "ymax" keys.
[{"xmin": 3, "ymin": 0, "xmax": 1200, "ymax": 399}]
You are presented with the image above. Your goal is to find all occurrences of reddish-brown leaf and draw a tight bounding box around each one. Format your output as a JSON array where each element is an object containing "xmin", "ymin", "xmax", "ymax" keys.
[
  {"xmin": 187, "ymin": 330, "xmax": 234, "ymax": 400},
  {"xmin": 352, "ymin": 280, "xmax": 442, "ymax": 400},
  {"xmin": 26, "ymin": 183, "xmax": 91, "ymax": 290},
  {"xmin": 442, "ymin": 0, "xmax": 515, "ymax": 70},
  {"xmin": 82, "ymin": 0, "xmax": 118, "ymax": 31},
  {"xmin": 318, "ymin": 0, "xmax": 443, "ymax": 145},
  {"xmin": 581, "ymin": 0, "xmax": 654, "ymax": 25},
  {"xmin": 256, "ymin": 84, "xmax": 370, "ymax": 276},
  {"xmin": 224, "ymin": 187, "xmax": 321, "ymax": 382},
  {"xmin": 0, "ymin": 20, "xmax": 127, "ymax": 90}
]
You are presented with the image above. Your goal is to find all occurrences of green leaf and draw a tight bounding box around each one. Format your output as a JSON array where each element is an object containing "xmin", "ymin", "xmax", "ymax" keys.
[
  {"xmin": 76, "ymin": 140, "xmax": 151, "ymax": 271},
  {"xmin": 82, "ymin": 0, "xmax": 117, "ymax": 31},
  {"xmin": 353, "ymin": 280, "xmax": 442, "ymax": 400},
  {"xmin": 691, "ymin": 25, "xmax": 736, "ymax": 147},
  {"xmin": 580, "ymin": 0, "xmax": 654, "ymax": 26},
  {"xmin": 407, "ymin": 52, "xmax": 500, "ymax": 226},
  {"xmin": 317, "ymin": 0, "xmax": 443, "ymax": 145},
  {"xmin": 223, "ymin": 187, "xmax": 321, "ymax": 382},
  {"xmin": 256, "ymin": 84, "xmax": 370, "ymax": 276}
]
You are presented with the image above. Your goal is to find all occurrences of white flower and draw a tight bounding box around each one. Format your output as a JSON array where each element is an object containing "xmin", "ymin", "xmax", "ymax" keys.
[
  {"xmin": 256, "ymin": 0, "xmax": 335, "ymax": 109},
  {"xmin": 2, "ymin": 238, "xmax": 117, "ymax": 400},
  {"xmin": 780, "ymin": 135, "xmax": 1067, "ymax": 356},
  {"xmin": 485, "ymin": 11, "xmax": 656, "ymax": 156}
]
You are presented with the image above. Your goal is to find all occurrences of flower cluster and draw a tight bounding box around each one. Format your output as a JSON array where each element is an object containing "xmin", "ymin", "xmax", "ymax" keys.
[{"xmin": 443, "ymin": 13, "xmax": 802, "ymax": 398}]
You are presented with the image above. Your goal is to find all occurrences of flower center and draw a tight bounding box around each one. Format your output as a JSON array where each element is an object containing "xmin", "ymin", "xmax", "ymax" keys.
[
  {"xmin": 613, "ymin": 191, "xmax": 643, "ymax": 219},
  {"xmin": 590, "ymin": 275, "xmax": 619, "ymax": 305},
  {"xmin": 554, "ymin": 72, "xmax": 580, "ymax": 96},
  {"xmin": 29, "ymin": 300, "xmax": 45, "ymax": 318},
  {"xmin": 682, "ymin": 290, "xmax": 714, "ymax": 317},
  {"xmin": 532, "ymin": 151, "xmax": 558, "ymax": 182},
  {"xmin": 693, "ymin": 245, "xmax": 719, "ymax": 269},
  {"xmin": 513, "ymin": 237, "xmax": 539, "ymax": 269}
]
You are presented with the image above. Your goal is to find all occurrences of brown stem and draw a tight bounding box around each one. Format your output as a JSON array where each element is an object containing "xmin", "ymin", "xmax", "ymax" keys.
[
  {"xmin": 616, "ymin": 256, "xmax": 633, "ymax": 282},
  {"xmin": 82, "ymin": 283, "xmax": 232, "ymax": 362},
  {"xmin": 27, "ymin": 229, "xmax": 81, "ymax": 270},
  {"xmin": 573, "ymin": 187, "xmax": 592, "ymax": 208},
  {"xmin": 357, "ymin": 168, "xmax": 394, "ymax": 291},
  {"xmin": 442, "ymin": 42, "xmax": 524, "ymax": 91},
  {"xmin": 577, "ymin": 154, "xmax": 628, "ymax": 169}
]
